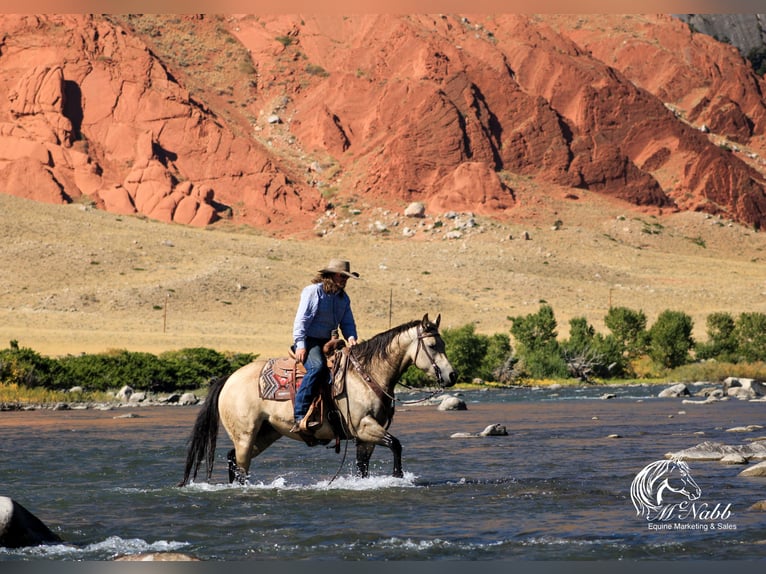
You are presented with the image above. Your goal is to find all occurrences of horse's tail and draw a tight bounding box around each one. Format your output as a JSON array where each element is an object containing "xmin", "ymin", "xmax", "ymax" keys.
[{"xmin": 178, "ymin": 375, "xmax": 227, "ymax": 486}]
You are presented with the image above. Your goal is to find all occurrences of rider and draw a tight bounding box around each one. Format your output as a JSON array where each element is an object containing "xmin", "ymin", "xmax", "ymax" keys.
[{"xmin": 291, "ymin": 258, "xmax": 359, "ymax": 433}]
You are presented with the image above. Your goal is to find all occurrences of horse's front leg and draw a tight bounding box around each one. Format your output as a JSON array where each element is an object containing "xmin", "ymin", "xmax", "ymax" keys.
[{"xmin": 355, "ymin": 416, "xmax": 403, "ymax": 478}]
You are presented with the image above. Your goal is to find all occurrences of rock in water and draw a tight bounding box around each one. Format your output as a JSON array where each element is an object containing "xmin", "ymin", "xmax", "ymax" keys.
[{"xmin": 0, "ymin": 496, "xmax": 61, "ymax": 548}]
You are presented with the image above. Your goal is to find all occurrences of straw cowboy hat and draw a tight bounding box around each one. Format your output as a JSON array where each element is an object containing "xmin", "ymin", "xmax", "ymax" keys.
[{"xmin": 319, "ymin": 258, "xmax": 360, "ymax": 278}]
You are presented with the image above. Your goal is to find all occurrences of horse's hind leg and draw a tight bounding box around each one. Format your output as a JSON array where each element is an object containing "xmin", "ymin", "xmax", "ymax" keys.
[
  {"xmin": 227, "ymin": 449, "xmax": 248, "ymax": 484},
  {"xmin": 228, "ymin": 422, "xmax": 282, "ymax": 484}
]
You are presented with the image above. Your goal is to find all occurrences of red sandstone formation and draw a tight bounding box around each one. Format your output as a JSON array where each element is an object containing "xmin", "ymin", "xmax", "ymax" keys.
[{"xmin": 0, "ymin": 14, "xmax": 765, "ymax": 232}]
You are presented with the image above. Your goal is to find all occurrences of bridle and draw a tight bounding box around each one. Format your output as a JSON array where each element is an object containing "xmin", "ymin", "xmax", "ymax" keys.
[
  {"xmin": 411, "ymin": 325, "xmax": 446, "ymax": 387},
  {"xmin": 346, "ymin": 324, "xmax": 449, "ymax": 406}
]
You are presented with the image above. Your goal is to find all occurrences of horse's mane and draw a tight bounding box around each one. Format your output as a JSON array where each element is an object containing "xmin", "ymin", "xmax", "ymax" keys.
[{"xmin": 351, "ymin": 318, "xmax": 438, "ymax": 367}]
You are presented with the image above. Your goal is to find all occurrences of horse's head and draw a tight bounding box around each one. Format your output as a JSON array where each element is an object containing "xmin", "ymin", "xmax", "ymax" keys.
[{"xmin": 409, "ymin": 314, "xmax": 457, "ymax": 388}]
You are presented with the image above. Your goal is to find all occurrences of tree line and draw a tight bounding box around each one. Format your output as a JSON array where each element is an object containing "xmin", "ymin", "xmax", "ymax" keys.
[{"xmin": 403, "ymin": 304, "xmax": 766, "ymax": 385}]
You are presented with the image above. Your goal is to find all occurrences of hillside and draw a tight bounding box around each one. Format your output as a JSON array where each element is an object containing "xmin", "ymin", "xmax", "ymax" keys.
[{"xmin": 1, "ymin": 14, "xmax": 766, "ymax": 233}]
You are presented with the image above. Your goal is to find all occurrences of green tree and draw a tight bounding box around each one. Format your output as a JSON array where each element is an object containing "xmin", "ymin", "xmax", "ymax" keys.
[
  {"xmin": 696, "ymin": 312, "xmax": 738, "ymax": 362},
  {"xmin": 480, "ymin": 333, "xmax": 512, "ymax": 382},
  {"xmin": 561, "ymin": 317, "xmax": 626, "ymax": 379},
  {"xmin": 747, "ymin": 46, "xmax": 766, "ymax": 76},
  {"xmin": 735, "ymin": 312, "xmax": 766, "ymax": 362},
  {"xmin": 509, "ymin": 304, "xmax": 568, "ymax": 379},
  {"xmin": 441, "ymin": 323, "xmax": 489, "ymax": 383},
  {"xmin": 604, "ymin": 306, "xmax": 649, "ymax": 359},
  {"xmin": 648, "ymin": 310, "xmax": 694, "ymax": 369}
]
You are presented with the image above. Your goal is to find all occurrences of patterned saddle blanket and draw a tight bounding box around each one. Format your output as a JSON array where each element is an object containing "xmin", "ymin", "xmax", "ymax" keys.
[
  {"xmin": 259, "ymin": 357, "xmax": 306, "ymax": 401},
  {"xmin": 258, "ymin": 350, "xmax": 348, "ymax": 402}
]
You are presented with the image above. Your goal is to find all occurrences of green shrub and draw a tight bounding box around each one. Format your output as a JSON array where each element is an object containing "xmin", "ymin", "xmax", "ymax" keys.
[
  {"xmin": 561, "ymin": 317, "xmax": 627, "ymax": 379},
  {"xmin": 0, "ymin": 340, "xmax": 60, "ymax": 388},
  {"xmin": 1, "ymin": 342, "xmax": 259, "ymax": 394}
]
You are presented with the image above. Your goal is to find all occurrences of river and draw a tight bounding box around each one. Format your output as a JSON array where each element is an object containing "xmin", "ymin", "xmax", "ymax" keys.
[{"xmin": 1, "ymin": 385, "xmax": 765, "ymax": 561}]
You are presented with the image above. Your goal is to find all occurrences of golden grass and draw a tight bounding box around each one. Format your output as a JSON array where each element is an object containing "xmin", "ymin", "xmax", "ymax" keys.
[{"xmin": 1, "ymin": 187, "xmax": 765, "ymax": 364}]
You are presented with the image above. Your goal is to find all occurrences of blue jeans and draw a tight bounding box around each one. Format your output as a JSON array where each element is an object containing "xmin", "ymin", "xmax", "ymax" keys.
[{"xmin": 293, "ymin": 337, "xmax": 329, "ymax": 419}]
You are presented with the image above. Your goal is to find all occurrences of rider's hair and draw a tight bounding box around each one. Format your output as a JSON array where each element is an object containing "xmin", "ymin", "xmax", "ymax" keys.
[{"xmin": 314, "ymin": 273, "xmax": 344, "ymax": 295}]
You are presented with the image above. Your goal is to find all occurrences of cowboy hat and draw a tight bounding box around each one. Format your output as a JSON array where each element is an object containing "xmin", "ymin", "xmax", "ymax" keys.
[{"xmin": 319, "ymin": 258, "xmax": 359, "ymax": 278}]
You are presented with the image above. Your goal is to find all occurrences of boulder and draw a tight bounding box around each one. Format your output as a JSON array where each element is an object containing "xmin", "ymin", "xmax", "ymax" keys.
[
  {"xmin": 723, "ymin": 377, "xmax": 766, "ymax": 400},
  {"xmin": 437, "ymin": 395, "xmax": 467, "ymax": 411},
  {"xmin": 658, "ymin": 382, "xmax": 690, "ymax": 398},
  {"xmin": 0, "ymin": 496, "xmax": 61, "ymax": 548},
  {"xmin": 178, "ymin": 392, "xmax": 199, "ymax": 406},
  {"xmin": 116, "ymin": 385, "xmax": 134, "ymax": 401},
  {"xmin": 404, "ymin": 202, "xmax": 426, "ymax": 218},
  {"xmin": 480, "ymin": 423, "xmax": 508, "ymax": 436}
]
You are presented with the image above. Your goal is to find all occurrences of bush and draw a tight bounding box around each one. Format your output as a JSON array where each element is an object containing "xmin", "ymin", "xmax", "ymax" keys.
[
  {"xmin": 561, "ymin": 317, "xmax": 626, "ymax": 379},
  {"xmin": 604, "ymin": 306, "xmax": 649, "ymax": 359},
  {"xmin": 400, "ymin": 325, "xmax": 511, "ymax": 386},
  {"xmin": 0, "ymin": 340, "xmax": 61, "ymax": 388},
  {"xmin": 1, "ymin": 342, "xmax": 258, "ymax": 394}
]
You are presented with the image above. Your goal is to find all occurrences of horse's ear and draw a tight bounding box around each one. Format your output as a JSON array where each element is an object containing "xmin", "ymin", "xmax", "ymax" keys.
[
  {"xmin": 434, "ymin": 314, "xmax": 441, "ymax": 329},
  {"xmin": 421, "ymin": 313, "xmax": 430, "ymax": 326}
]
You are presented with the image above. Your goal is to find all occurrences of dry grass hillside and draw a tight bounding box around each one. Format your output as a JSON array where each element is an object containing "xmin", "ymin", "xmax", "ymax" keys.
[{"xmin": 2, "ymin": 180, "xmax": 765, "ymax": 360}]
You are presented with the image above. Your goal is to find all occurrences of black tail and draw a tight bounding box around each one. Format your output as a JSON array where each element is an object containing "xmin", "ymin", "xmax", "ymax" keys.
[{"xmin": 178, "ymin": 375, "xmax": 227, "ymax": 486}]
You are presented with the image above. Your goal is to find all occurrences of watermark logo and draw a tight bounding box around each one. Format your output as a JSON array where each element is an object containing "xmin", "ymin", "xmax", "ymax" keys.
[{"xmin": 630, "ymin": 458, "xmax": 737, "ymax": 532}]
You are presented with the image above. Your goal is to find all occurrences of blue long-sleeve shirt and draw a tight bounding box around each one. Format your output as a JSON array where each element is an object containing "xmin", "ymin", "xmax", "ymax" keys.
[{"xmin": 292, "ymin": 283, "xmax": 357, "ymax": 349}]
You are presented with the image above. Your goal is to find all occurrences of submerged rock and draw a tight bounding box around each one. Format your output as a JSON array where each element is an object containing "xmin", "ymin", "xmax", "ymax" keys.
[
  {"xmin": 666, "ymin": 440, "xmax": 766, "ymax": 462},
  {"xmin": 739, "ymin": 461, "xmax": 766, "ymax": 477},
  {"xmin": 451, "ymin": 423, "xmax": 508, "ymax": 438}
]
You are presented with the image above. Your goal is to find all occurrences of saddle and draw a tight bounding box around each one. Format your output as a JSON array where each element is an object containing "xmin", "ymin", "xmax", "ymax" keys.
[
  {"xmin": 258, "ymin": 338, "xmax": 350, "ymax": 447},
  {"xmin": 259, "ymin": 338, "xmax": 346, "ymax": 401}
]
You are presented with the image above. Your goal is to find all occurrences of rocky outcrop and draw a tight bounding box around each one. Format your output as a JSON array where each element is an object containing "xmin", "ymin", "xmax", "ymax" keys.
[
  {"xmin": 0, "ymin": 15, "xmax": 319, "ymax": 230},
  {"xmin": 2, "ymin": 14, "xmax": 766, "ymax": 233}
]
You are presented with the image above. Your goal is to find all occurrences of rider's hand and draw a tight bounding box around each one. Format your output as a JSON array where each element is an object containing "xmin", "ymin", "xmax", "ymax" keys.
[
  {"xmin": 295, "ymin": 348, "xmax": 307, "ymax": 363},
  {"xmin": 348, "ymin": 337, "xmax": 357, "ymax": 347}
]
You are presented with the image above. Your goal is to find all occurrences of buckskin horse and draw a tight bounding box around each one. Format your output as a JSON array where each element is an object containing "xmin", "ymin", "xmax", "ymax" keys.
[{"xmin": 179, "ymin": 314, "xmax": 457, "ymax": 486}]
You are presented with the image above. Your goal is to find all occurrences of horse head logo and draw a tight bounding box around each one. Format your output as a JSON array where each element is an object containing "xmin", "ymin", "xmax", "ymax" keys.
[{"xmin": 630, "ymin": 459, "xmax": 702, "ymax": 521}]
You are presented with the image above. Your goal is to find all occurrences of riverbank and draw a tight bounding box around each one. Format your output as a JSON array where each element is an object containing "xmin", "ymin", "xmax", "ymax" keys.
[{"xmin": 3, "ymin": 376, "xmax": 764, "ymax": 413}]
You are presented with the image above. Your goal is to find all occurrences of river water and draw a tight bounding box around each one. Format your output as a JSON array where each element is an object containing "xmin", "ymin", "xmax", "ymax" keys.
[{"xmin": 1, "ymin": 385, "xmax": 765, "ymax": 561}]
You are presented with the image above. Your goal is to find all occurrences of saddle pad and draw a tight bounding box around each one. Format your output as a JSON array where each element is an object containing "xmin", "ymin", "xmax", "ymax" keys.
[{"xmin": 260, "ymin": 358, "xmax": 305, "ymax": 401}]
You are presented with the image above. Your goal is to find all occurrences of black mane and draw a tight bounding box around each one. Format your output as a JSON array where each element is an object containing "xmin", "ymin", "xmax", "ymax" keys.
[{"xmin": 351, "ymin": 318, "xmax": 438, "ymax": 366}]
